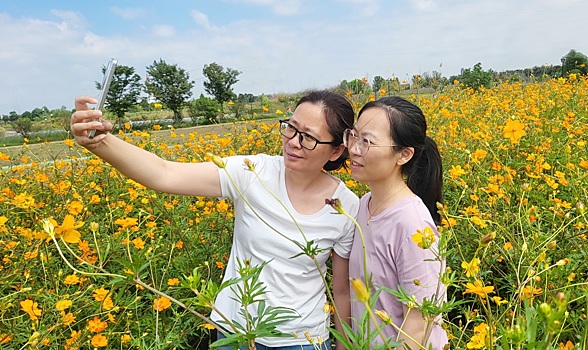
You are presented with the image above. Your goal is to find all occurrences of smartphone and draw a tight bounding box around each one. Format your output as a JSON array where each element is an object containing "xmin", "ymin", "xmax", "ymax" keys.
[{"xmin": 89, "ymin": 58, "xmax": 118, "ymax": 139}]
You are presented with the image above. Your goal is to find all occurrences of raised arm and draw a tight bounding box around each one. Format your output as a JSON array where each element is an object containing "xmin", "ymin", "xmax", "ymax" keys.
[{"xmin": 70, "ymin": 95, "xmax": 222, "ymax": 197}]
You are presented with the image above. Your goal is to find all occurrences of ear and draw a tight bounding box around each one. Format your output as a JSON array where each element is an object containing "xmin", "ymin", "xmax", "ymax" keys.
[
  {"xmin": 329, "ymin": 144, "xmax": 346, "ymax": 162},
  {"xmin": 397, "ymin": 147, "xmax": 414, "ymax": 166}
]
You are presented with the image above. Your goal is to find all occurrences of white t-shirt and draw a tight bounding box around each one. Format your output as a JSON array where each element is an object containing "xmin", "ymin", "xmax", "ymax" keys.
[{"xmin": 210, "ymin": 154, "xmax": 359, "ymax": 347}]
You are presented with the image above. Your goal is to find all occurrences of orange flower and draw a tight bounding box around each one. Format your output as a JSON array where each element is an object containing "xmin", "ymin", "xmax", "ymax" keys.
[
  {"xmin": 153, "ymin": 296, "xmax": 172, "ymax": 311},
  {"xmin": 20, "ymin": 299, "xmax": 42, "ymax": 320},
  {"xmin": 87, "ymin": 316, "xmax": 108, "ymax": 333},
  {"xmin": 167, "ymin": 278, "xmax": 180, "ymax": 286},
  {"xmin": 91, "ymin": 334, "xmax": 108, "ymax": 347},
  {"xmin": 114, "ymin": 217, "xmax": 138, "ymax": 228},
  {"xmin": 93, "ymin": 288, "xmax": 110, "ymax": 302},
  {"xmin": 67, "ymin": 201, "xmax": 84, "ymax": 216},
  {"xmin": 503, "ymin": 119, "xmax": 526, "ymax": 144},
  {"xmin": 216, "ymin": 261, "xmax": 225, "ymax": 269},
  {"xmin": 63, "ymin": 274, "xmax": 80, "ymax": 285}
]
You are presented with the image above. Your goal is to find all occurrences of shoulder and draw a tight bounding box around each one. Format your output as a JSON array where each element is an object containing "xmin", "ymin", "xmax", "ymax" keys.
[{"xmin": 390, "ymin": 196, "xmax": 437, "ymax": 236}]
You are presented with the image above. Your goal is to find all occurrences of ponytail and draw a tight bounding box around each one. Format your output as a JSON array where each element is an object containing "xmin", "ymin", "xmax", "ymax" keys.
[{"xmin": 406, "ymin": 136, "xmax": 443, "ymax": 225}]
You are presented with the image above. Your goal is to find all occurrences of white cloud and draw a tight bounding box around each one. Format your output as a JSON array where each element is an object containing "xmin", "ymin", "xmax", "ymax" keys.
[
  {"xmin": 152, "ymin": 25, "xmax": 176, "ymax": 38},
  {"xmin": 110, "ymin": 6, "xmax": 145, "ymax": 20},
  {"xmin": 228, "ymin": 0, "xmax": 302, "ymax": 15}
]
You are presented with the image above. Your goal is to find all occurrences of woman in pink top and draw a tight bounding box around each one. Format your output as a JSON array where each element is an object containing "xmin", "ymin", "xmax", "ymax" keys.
[{"xmin": 345, "ymin": 97, "xmax": 448, "ymax": 349}]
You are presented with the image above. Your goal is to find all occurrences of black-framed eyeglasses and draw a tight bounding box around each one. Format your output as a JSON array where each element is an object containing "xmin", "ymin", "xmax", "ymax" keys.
[
  {"xmin": 279, "ymin": 120, "xmax": 337, "ymax": 150},
  {"xmin": 343, "ymin": 128, "xmax": 403, "ymax": 156}
]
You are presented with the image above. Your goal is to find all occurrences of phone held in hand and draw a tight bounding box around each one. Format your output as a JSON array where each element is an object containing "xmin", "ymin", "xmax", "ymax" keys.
[{"xmin": 89, "ymin": 58, "xmax": 117, "ymax": 139}]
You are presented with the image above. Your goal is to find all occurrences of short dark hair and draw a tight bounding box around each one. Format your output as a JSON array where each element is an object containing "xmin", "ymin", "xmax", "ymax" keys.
[{"xmin": 296, "ymin": 90, "xmax": 354, "ymax": 171}]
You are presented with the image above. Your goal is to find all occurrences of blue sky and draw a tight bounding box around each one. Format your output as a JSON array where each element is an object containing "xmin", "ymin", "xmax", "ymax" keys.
[{"xmin": 1, "ymin": 0, "xmax": 586, "ymax": 116}]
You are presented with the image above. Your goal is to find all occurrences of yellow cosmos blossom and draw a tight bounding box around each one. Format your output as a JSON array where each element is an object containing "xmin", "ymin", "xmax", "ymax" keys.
[
  {"xmin": 63, "ymin": 274, "xmax": 80, "ymax": 285},
  {"xmin": 411, "ymin": 226, "xmax": 436, "ymax": 249},
  {"xmin": 503, "ymin": 119, "xmax": 526, "ymax": 144},
  {"xmin": 461, "ymin": 258, "xmax": 481, "ymax": 277},
  {"xmin": 167, "ymin": 278, "xmax": 180, "ymax": 286},
  {"xmin": 0, "ymin": 333, "xmax": 13, "ymax": 344},
  {"xmin": 463, "ymin": 280, "xmax": 494, "ymax": 298},
  {"xmin": 153, "ymin": 296, "xmax": 172, "ymax": 311},
  {"xmin": 67, "ymin": 201, "xmax": 84, "ymax": 215},
  {"xmin": 55, "ymin": 299, "xmax": 73, "ymax": 311},
  {"xmin": 20, "ymin": 299, "xmax": 42, "ymax": 320},
  {"xmin": 62, "ymin": 312, "xmax": 76, "ymax": 326},
  {"xmin": 351, "ymin": 278, "xmax": 369, "ymax": 303},
  {"xmin": 521, "ymin": 286, "xmax": 542, "ymax": 300},
  {"xmin": 91, "ymin": 334, "xmax": 108, "ymax": 348},
  {"xmin": 114, "ymin": 217, "xmax": 138, "ymax": 228},
  {"xmin": 467, "ymin": 322, "xmax": 488, "ymax": 349},
  {"xmin": 46, "ymin": 215, "xmax": 83, "ymax": 243},
  {"xmin": 449, "ymin": 165, "xmax": 466, "ymax": 179}
]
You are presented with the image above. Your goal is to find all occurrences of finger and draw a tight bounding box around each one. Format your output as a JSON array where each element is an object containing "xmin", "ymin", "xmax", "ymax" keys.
[
  {"xmin": 74, "ymin": 95, "xmax": 98, "ymax": 110},
  {"xmin": 71, "ymin": 120, "xmax": 103, "ymax": 137},
  {"xmin": 71, "ymin": 109, "xmax": 102, "ymax": 124}
]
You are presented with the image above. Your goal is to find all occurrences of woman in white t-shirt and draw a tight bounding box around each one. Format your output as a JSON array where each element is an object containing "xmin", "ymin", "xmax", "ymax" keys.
[
  {"xmin": 70, "ymin": 90, "xmax": 358, "ymax": 350},
  {"xmin": 344, "ymin": 97, "xmax": 449, "ymax": 349}
]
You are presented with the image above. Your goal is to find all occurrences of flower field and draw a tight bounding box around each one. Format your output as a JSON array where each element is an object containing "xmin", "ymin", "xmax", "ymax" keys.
[{"xmin": 1, "ymin": 76, "xmax": 587, "ymax": 349}]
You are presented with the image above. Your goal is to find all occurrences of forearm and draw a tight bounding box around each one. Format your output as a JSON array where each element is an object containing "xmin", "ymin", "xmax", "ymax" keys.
[{"xmin": 88, "ymin": 133, "xmax": 171, "ymax": 191}]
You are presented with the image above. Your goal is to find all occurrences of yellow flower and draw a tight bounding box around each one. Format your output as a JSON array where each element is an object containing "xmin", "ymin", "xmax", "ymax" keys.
[
  {"xmin": 411, "ymin": 227, "xmax": 436, "ymax": 249},
  {"xmin": 201, "ymin": 323, "xmax": 215, "ymax": 330},
  {"xmin": 503, "ymin": 242, "xmax": 513, "ymax": 251},
  {"xmin": 55, "ymin": 299, "xmax": 72, "ymax": 311},
  {"xmin": 93, "ymin": 287, "xmax": 109, "ymax": 302},
  {"xmin": 114, "ymin": 217, "xmax": 138, "ymax": 228},
  {"xmin": 67, "ymin": 201, "xmax": 84, "ymax": 215},
  {"xmin": 121, "ymin": 334, "xmax": 132, "ymax": 343},
  {"xmin": 47, "ymin": 215, "xmax": 83, "ymax": 243},
  {"xmin": 461, "ymin": 258, "xmax": 481, "ymax": 277},
  {"xmin": 167, "ymin": 278, "xmax": 180, "ymax": 286},
  {"xmin": 521, "ymin": 286, "xmax": 542, "ymax": 300},
  {"xmin": 63, "ymin": 274, "xmax": 80, "ymax": 285},
  {"xmin": 503, "ymin": 119, "xmax": 526, "ymax": 144},
  {"xmin": 449, "ymin": 165, "xmax": 466, "ymax": 179},
  {"xmin": 351, "ymin": 278, "xmax": 369, "ymax": 302},
  {"xmin": 463, "ymin": 280, "xmax": 494, "ymax": 299},
  {"xmin": 153, "ymin": 296, "xmax": 172, "ymax": 311},
  {"xmin": 62, "ymin": 312, "xmax": 76, "ymax": 326},
  {"xmin": 467, "ymin": 322, "xmax": 488, "ymax": 349},
  {"xmin": 20, "ymin": 299, "xmax": 42, "ymax": 320},
  {"xmin": 91, "ymin": 334, "xmax": 108, "ymax": 348}
]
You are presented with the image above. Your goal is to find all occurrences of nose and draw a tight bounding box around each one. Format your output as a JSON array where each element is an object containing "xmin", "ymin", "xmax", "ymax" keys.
[
  {"xmin": 287, "ymin": 131, "xmax": 303, "ymax": 149},
  {"xmin": 347, "ymin": 138, "xmax": 362, "ymax": 156}
]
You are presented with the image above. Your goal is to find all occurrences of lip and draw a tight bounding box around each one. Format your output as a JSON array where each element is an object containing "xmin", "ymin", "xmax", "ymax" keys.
[
  {"xmin": 349, "ymin": 159, "xmax": 364, "ymax": 168},
  {"xmin": 285, "ymin": 149, "xmax": 304, "ymax": 160}
]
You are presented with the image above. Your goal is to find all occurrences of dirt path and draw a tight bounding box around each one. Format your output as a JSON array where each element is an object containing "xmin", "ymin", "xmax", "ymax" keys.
[{"xmin": 1, "ymin": 118, "xmax": 278, "ymax": 167}]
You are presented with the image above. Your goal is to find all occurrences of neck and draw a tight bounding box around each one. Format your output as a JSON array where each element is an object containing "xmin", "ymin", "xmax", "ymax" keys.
[
  {"xmin": 285, "ymin": 168, "xmax": 328, "ymax": 191},
  {"xmin": 368, "ymin": 174, "xmax": 408, "ymax": 207}
]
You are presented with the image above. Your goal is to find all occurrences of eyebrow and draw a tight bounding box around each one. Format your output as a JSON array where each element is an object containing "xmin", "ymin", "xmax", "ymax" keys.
[
  {"xmin": 290, "ymin": 119, "xmax": 319, "ymax": 135},
  {"xmin": 353, "ymin": 127, "xmax": 378, "ymax": 139}
]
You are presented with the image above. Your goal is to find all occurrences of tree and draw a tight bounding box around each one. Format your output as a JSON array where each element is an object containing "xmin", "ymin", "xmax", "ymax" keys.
[
  {"xmin": 202, "ymin": 62, "xmax": 241, "ymax": 112},
  {"xmin": 561, "ymin": 49, "xmax": 588, "ymax": 76},
  {"xmin": 145, "ymin": 59, "xmax": 195, "ymax": 122},
  {"xmin": 453, "ymin": 63, "xmax": 494, "ymax": 90},
  {"xmin": 96, "ymin": 64, "xmax": 142, "ymax": 124},
  {"xmin": 12, "ymin": 117, "xmax": 34, "ymax": 138}
]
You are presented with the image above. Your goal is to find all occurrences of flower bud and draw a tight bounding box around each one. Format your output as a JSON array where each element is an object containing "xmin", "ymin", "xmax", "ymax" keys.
[
  {"xmin": 351, "ymin": 278, "xmax": 370, "ymax": 303},
  {"xmin": 481, "ymin": 231, "xmax": 496, "ymax": 245},
  {"xmin": 576, "ymin": 201, "xmax": 585, "ymax": 214},
  {"xmin": 538, "ymin": 302, "xmax": 551, "ymax": 316},
  {"xmin": 325, "ymin": 198, "xmax": 345, "ymax": 214},
  {"xmin": 243, "ymin": 158, "xmax": 255, "ymax": 171},
  {"xmin": 90, "ymin": 221, "xmax": 99, "ymax": 232},
  {"xmin": 546, "ymin": 241, "xmax": 557, "ymax": 250},
  {"xmin": 207, "ymin": 153, "xmax": 225, "ymax": 168},
  {"xmin": 375, "ymin": 309, "xmax": 392, "ymax": 324},
  {"xmin": 42, "ymin": 219, "xmax": 55, "ymax": 237}
]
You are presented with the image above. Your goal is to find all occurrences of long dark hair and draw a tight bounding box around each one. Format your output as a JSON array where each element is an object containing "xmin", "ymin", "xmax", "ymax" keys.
[
  {"xmin": 358, "ymin": 96, "xmax": 443, "ymax": 224},
  {"xmin": 296, "ymin": 90, "xmax": 354, "ymax": 171}
]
